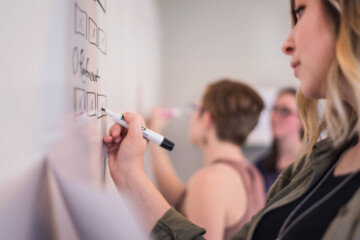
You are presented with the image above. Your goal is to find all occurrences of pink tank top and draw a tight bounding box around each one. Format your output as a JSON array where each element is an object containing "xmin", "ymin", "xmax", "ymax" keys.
[{"xmin": 175, "ymin": 159, "xmax": 265, "ymax": 240}]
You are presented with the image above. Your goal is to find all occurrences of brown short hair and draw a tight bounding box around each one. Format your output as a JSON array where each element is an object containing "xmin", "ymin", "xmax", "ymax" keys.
[{"xmin": 201, "ymin": 79, "xmax": 264, "ymax": 146}]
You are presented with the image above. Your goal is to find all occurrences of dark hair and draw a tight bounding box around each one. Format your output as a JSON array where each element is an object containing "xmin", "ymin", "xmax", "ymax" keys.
[
  {"xmin": 261, "ymin": 87, "xmax": 303, "ymax": 173},
  {"xmin": 201, "ymin": 78, "xmax": 264, "ymax": 147}
]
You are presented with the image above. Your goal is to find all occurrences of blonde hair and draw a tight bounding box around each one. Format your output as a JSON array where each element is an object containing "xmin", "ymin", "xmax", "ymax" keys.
[{"xmin": 291, "ymin": 0, "xmax": 360, "ymax": 162}]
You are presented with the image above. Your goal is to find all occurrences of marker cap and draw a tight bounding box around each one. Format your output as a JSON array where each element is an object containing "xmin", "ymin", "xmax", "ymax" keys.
[{"xmin": 160, "ymin": 138, "xmax": 175, "ymax": 151}]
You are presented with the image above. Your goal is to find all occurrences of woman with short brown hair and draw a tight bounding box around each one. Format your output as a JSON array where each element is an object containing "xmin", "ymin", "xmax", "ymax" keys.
[{"xmin": 146, "ymin": 79, "xmax": 265, "ymax": 240}]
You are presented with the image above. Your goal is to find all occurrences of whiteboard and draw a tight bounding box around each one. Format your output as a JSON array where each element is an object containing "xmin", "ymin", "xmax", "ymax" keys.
[{"xmin": 0, "ymin": 0, "xmax": 161, "ymax": 238}]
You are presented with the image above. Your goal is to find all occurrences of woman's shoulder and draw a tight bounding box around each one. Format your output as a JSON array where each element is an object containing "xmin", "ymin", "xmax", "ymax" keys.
[
  {"xmin": 184, "ymin": 164, "xmax": 248, "ymax": 216},
  {"xmin": 189, "ymin": 163, "xmax": 239, "ymax": 184},
  {"xmin": 187, "ymin": 163, "xmax": 246, "ymax": 195}
]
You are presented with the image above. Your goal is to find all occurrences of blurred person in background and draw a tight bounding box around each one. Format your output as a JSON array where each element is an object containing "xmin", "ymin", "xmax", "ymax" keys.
[
  {"xmin": 255, "ymin": 87, "xmax": 303, "ymax": 193},
  {"xmin": 146, "ymin": 79, "xmax": 265, "ymax": 240}
]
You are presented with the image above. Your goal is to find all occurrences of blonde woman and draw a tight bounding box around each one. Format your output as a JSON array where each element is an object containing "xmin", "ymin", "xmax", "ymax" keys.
[{"xmin": 103, "ymin": 0, "xmax": 360, "ymax": 239}]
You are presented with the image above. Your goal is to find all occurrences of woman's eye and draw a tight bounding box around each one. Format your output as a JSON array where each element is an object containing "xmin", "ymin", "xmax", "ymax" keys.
[{"xmin": 294, "ymin": 6, "xmax": 305, "ymax": 21}]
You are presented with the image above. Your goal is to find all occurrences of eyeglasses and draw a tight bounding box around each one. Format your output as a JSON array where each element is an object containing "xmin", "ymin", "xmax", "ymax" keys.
[
  {"xmin": 272, "ymin": 105, "xmax": 298, "ymax": 117},
  {"xmin": 188, "ymin": 102, "xmax": 205, "ymax": 114}
]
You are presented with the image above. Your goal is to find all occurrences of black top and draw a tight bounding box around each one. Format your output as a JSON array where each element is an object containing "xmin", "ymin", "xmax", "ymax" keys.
[
  {"xmin": 255, "ymin": 158, "xmax": 282, "ymax": 193},
  {"xmin": 253, "ymin": 165, "xmax": 360, "ymax": 240}
]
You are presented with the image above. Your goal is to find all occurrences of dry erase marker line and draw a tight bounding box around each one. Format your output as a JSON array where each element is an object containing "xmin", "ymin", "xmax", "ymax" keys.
[{"xmin": 102, "ymin": 108, "xmax": 175, "ymax": 151}]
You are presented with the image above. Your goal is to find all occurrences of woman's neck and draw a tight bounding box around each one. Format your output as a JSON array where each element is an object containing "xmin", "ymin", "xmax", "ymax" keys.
[
  {"xmin": 276, "ymin": 134, "xmax": 302, "ymax": 170},
  {"xmin": 201, "ymin": 137, "xmax": 245, "ymax": 166}
]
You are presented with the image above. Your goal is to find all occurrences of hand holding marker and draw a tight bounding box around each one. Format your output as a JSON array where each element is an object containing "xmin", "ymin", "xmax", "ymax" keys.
[{"xmin": 102, "ymin": 108, "xmax": 175, "ymax": 151}]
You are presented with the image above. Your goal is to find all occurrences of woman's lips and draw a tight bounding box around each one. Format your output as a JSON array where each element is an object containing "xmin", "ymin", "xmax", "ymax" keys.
[{"xmin": 291, "ymin": 61, "xmax": 301, "ymax": 77}]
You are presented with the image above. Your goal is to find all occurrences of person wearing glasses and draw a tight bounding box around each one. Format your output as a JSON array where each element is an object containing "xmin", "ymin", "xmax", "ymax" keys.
[
  {"xmin": 255, "ymin": 87, "xmax": 303, "ymax": 193},
  {"xmin": 103, "ymin": 0, "xmax": 360, "ymax": 239},
  {"xmin": 144, "ymin": 79, "xmax": 265, "ymax": 240}
]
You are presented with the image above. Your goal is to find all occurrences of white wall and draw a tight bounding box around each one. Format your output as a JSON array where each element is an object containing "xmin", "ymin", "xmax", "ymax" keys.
[
  {"xmin": 0, "ymin": 0, "xmax": 161, "ymax": 238},
  {"xmin": 158, "ymin": 0, "xmax": 299, "ymax": 181}
]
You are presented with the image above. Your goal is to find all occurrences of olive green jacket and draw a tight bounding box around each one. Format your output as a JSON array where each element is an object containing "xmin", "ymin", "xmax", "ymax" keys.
[{"xmin": 150, "ymin": 138, "xmax": 360, "ymax": 240}]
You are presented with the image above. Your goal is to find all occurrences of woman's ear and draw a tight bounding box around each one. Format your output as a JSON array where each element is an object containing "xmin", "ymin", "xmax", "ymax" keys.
[{"xmin": 202, "ymin": 111, "xmax": 213, "ymax": 130}]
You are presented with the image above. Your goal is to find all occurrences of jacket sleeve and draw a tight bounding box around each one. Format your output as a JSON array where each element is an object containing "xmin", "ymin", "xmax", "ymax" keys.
[{"xmin": 150, "ymin": 208, "xmax": 206, "ymax": 240}]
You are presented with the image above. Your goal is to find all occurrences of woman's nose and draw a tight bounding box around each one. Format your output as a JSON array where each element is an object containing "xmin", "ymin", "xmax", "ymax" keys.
[
  {"xmin": 282, "ymin": 28, "xmax": 296, "ymax": 55},
  {"xmin": 282, "ymin": 38, "xmax": 295, "ymax": 55}
]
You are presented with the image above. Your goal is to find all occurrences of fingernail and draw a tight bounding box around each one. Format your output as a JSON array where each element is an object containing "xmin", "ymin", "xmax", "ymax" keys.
[{"xmin": 115, "ymin": 137, "xmax": 121, "ymax": 143}]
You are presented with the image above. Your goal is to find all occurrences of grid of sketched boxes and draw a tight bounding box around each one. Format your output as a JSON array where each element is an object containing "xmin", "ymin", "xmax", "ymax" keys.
[
  {"xmin": 75, "ymin": 3, "xmax": 107, "ymax": 55},
  {"xmin": 74, "ymin": 87, "xmax": 107, "ymax": 118}
]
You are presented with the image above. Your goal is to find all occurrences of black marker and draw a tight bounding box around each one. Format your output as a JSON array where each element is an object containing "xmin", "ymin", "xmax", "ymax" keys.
[{"xmin": 102, "ymin": 108, "xmax": 174, "ymax": 151}]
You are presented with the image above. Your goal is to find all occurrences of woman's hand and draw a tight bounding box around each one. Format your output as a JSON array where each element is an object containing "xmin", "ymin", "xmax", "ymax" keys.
[
  {"xmin": 146, "ymin": 107, "xmax": 169, "ymax": 133},
  {"xmin": 104, "ymin": 112, "xmax": 172, "ymax": 229},
  {"xmin": 103, "ymin": 112, "xmax": 147, "ymax": 188}
]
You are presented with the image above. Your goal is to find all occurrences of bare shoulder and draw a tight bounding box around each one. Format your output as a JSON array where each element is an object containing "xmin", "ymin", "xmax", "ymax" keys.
[
  {"xmin": 187, "ymin": 163, "xmax": 245, "ymax": 194},
  {"xmin": 184, "ymin": 163, "xmax": 248, "ymax": 225}
]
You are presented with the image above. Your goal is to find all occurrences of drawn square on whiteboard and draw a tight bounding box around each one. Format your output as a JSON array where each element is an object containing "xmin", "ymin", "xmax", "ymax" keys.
[
  {"xmin": 98, "ymin": 28, "xmax": 107, "ymax": 55},
  {"xmin": 97, "ymin": 0, "xmax": 106, "ymax": 13},
  {"xmin": 87, "ymin": 92, "xmax": 96, "ymax": 116},
  {"xmin": 97, "ymin": 94, "xmax": 107, "ymax": 118},
  {"xmin": 89, "ymin": 17, "xmax": 97, "ymax": 46},
  {"xmin": 75, "ymin": 3, "xmax": 87, "ymax": 37},
  {"xmin": 74, "ymin": 88, "xmax": 85, "ymax": 115}
]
